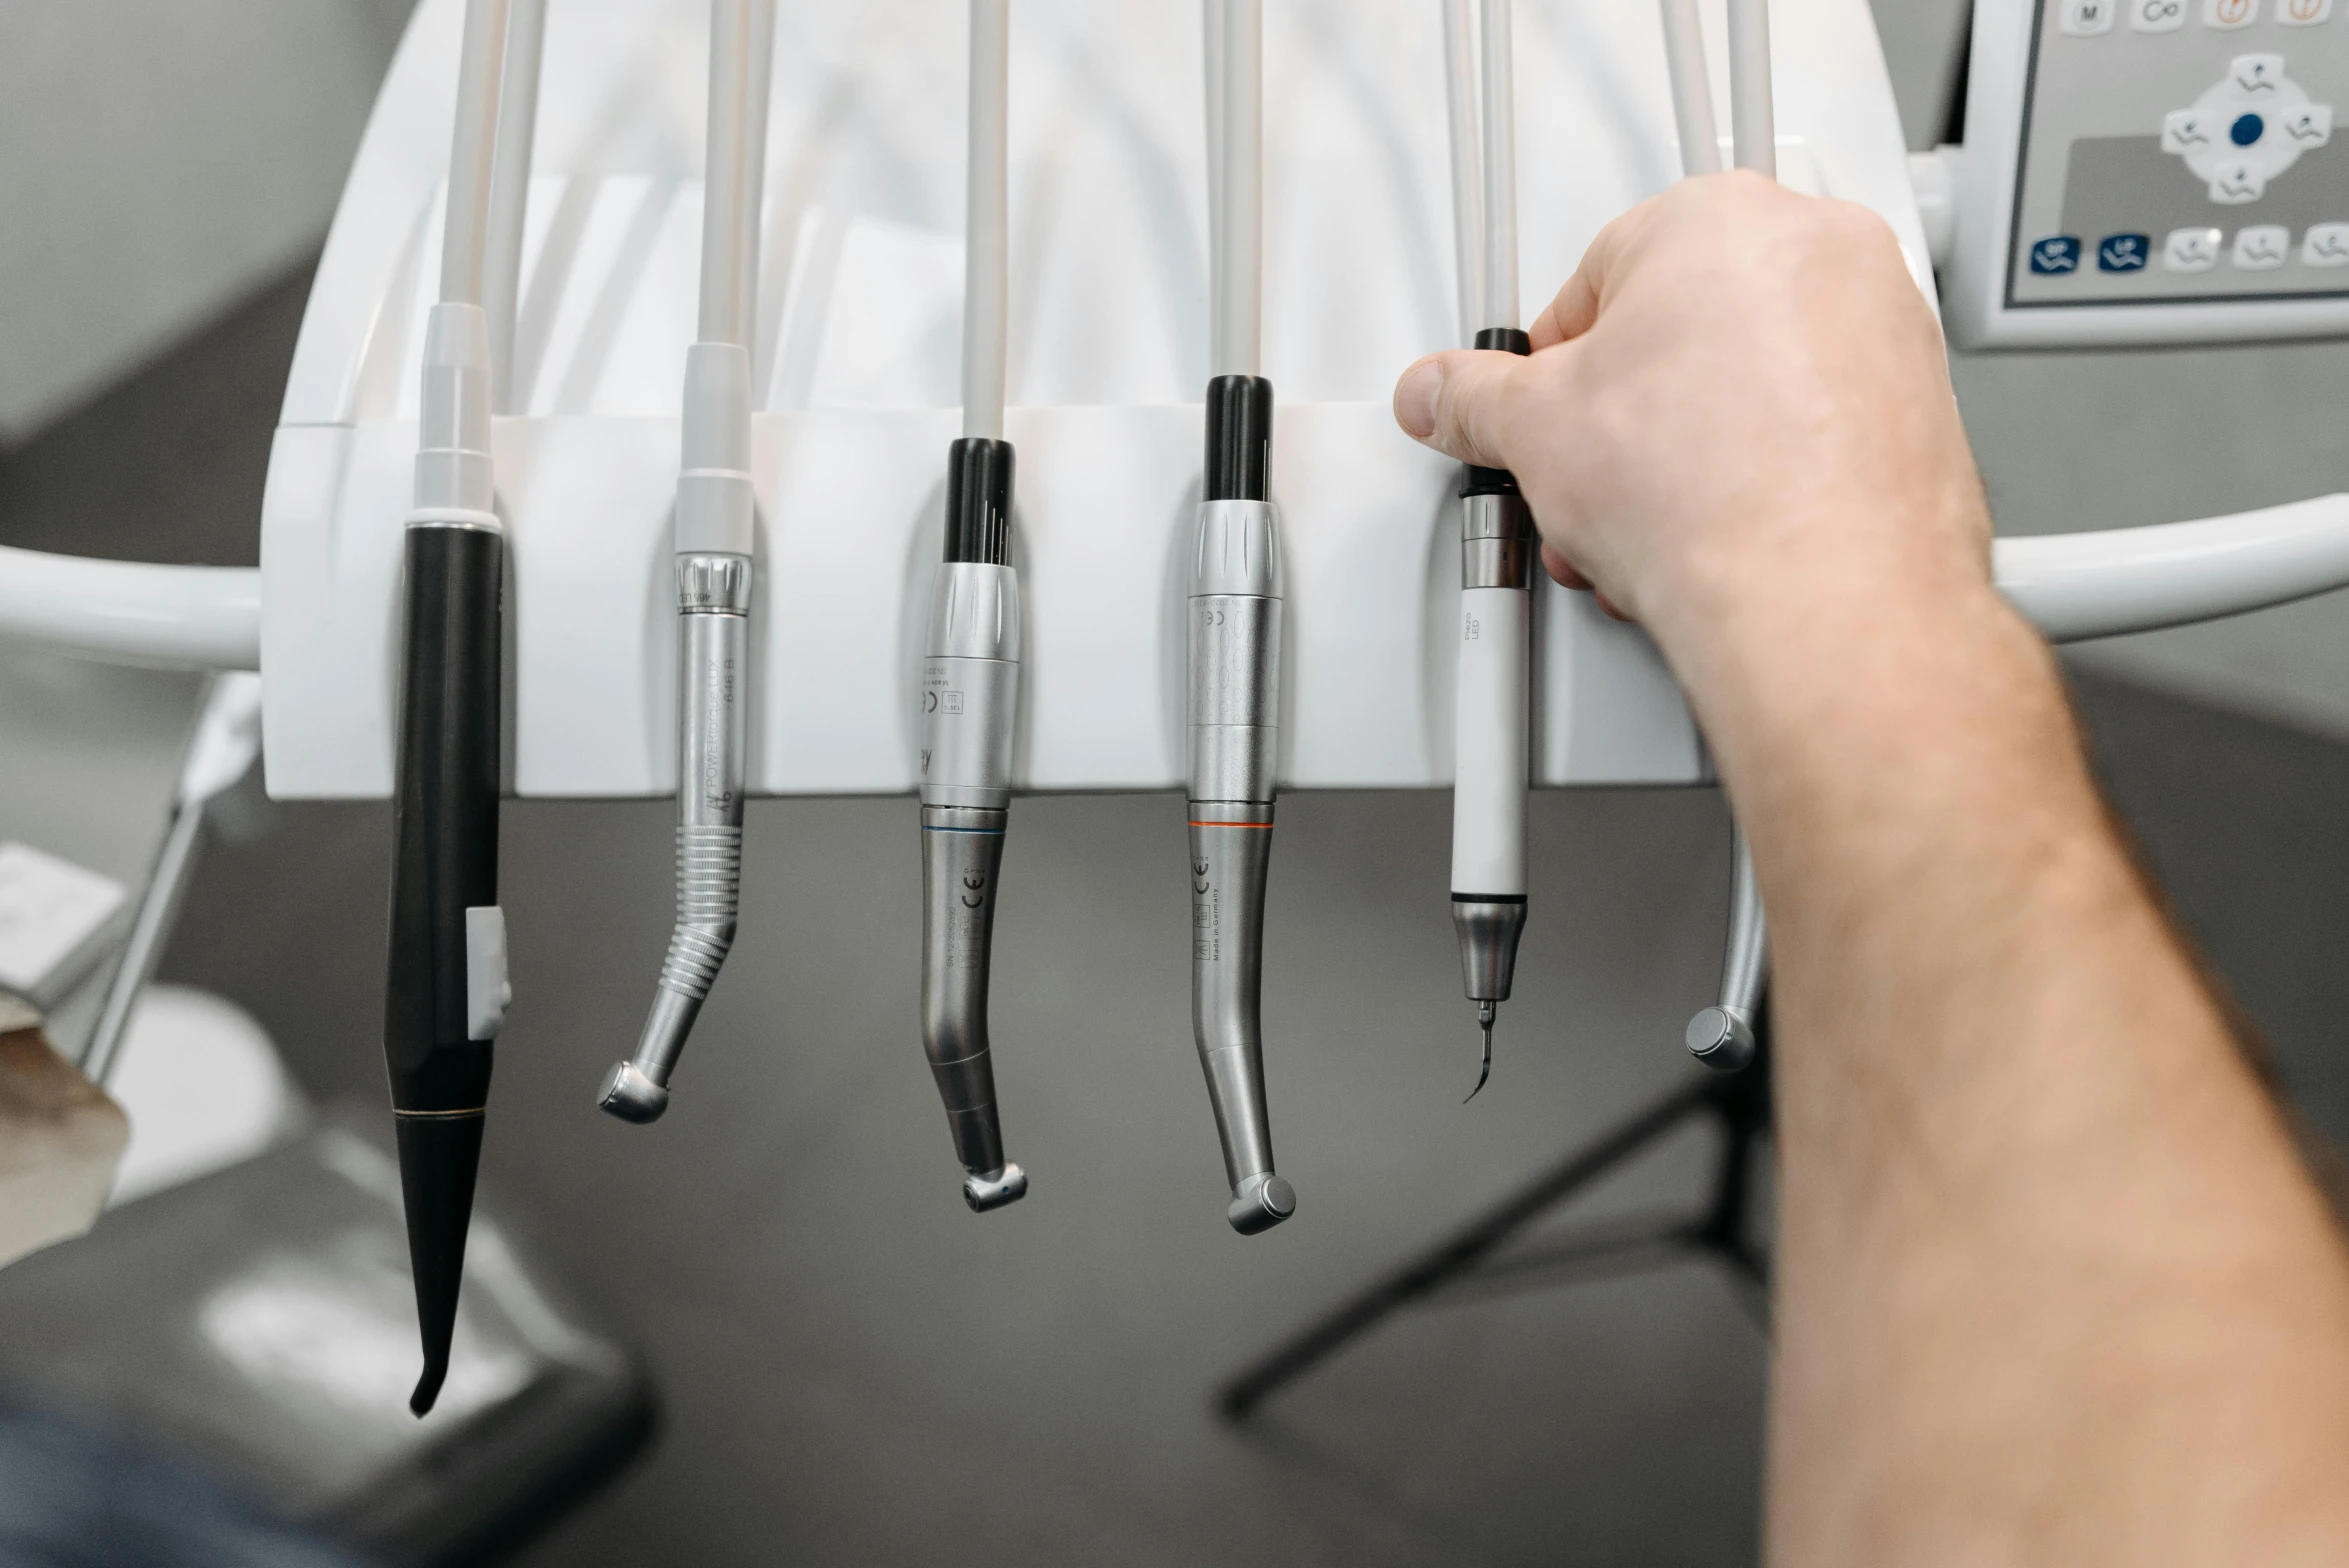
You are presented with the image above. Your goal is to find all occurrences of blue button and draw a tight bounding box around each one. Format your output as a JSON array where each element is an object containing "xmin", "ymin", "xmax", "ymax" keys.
[
  {"xmin": 2231, "ymin": 112, "xmax": 2264, "ymax": 147},
  {"xmin": 2029, "ymin": 236, "xmax": 2083, "ymax": 274},
  {"xmin": 2098, "ymin": 232, "xmax": 2150, "ymax": 271}
]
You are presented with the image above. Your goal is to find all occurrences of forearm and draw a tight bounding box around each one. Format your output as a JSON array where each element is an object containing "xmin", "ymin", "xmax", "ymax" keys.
[{"xmin": 1688, "ymin": 562, "xmax": 2349, "ymax": 1565}]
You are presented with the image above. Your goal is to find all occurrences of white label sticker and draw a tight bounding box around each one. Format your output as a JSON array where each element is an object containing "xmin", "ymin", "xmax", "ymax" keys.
[{"xmin": 0, "ymin": 842, "xmax": 126, "ymax": 996}]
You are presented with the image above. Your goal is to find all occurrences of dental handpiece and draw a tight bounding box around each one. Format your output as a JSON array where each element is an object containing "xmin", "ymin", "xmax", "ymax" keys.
[
  {"xmin": 1448, "ymin": 0, "xmax": 1534, "ymax": 1099},
  {"xmin": 1191, "ymin": 376, "xmax": 1293, "ymax": 1236},
  {"xmin": 914, "ymin": 0, "xmax": 1027, "ymax": 1212},
  {"xmin": 919, "ymin": 441, "xmax": 1027, "ymax": 1211},
  {"xmin": 1686, "ymin": 824, "xmax": 1766, "ymax": 1071},
  {"xmin": 1191, "ymin": 0, "xmax": 1291, "ymax": 1237},
  {"xmin": 1450, "ymin": 332, "xmax": 1534, "ymax": 1102},
  {"xmin": 600, "ymin": 0, "xmax": 774, "ymax": 1123},
  {"xmin": 388, "ymin": 0, "xmax": 517, "ymax": 1418}
]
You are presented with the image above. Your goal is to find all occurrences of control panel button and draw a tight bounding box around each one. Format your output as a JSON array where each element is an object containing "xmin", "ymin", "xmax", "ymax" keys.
[
  {"xmin": 2165, "ymin": 227, "xmax": 2224, "ymax": 270},
  {"xmin": 2281, "ymin": 104, "xmax": 2333, "ymax": 146},
  {"xmin": 2278, "ymin": 0, "xmax": 2333, "ymax": 21},
  {"xmin": 2231, "ymin": 53, "xmax": 2285, "ymax": 94},
  {"xmin": 2206, "ymin": 0, "xmax": 2262, "ymax": 26},
  {"xmin": 2062, "ymin": 0, "xmax": 2118, "ymax": 30},
  {"xmin": 2134, "ymin": 0, "xmax": 2190, "ymax": 26},
  {"xmin": 2098, "ymin": 232, "xmax": 2152, "ymax": 270},
  {"xmin": 2212, "ymin": 158, "xmax": 2269, "ymax": 201},
  {"xmin": 2305, "ymin": 222, "xmax": 2349, "ymax": 266},
  {"xmin": 2233, "ymin": 224, "xmax": 2291, "ymax": 267},
  {"xmin": 2164, "ymin": 107, "xmax": 2221, "ymax": 150},
  {"xmin": 2029, "ymin": 236, "xmax": 2084, "ymax": 274}
]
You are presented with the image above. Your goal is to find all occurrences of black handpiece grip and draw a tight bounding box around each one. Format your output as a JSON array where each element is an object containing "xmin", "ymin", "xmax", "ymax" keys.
[
  {"xmin": 385, "ymin": 522, "xmax": 502, "ymax": 1418},
  {"xmin": 1462, "ymin": 328, "xmax": 1533, "ymax": 499},
  {"xmin": 1205, "ymin": 374, "xmax": 1274, "ymax": 502},
  {"xmin": 385, "ymin": 524, "xmax": 503, "ymax": 1114}
]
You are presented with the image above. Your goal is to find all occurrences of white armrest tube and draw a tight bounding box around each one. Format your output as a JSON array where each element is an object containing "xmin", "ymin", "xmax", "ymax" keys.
[
  {"xmin": 0, "ymin": 547, "xmax": 259, "ymax": 670},
  {"xmin": 1996, "ymin": 494, "xmax": 2349, "ymax": 644}
]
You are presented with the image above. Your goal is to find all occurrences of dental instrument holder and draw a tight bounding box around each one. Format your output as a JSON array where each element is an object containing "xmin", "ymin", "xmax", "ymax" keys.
[
  {"xmin": 1451, "ymin": 326, "xmax": 1536, "ymax": 1095},
  {"xmin": 1192, "ymin": 373, "xmax": 1294, "ymax": 1237},
  {"xmin": 600, "ymin": 344, "xmax": 755, "ymax": 1122},
  {"xmin": 919, "ymin": 435, "xmax": 1028, "ymax": 1211}
]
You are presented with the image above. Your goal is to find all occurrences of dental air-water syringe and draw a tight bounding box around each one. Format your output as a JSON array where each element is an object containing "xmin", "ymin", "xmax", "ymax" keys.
[
  {"xmin": 601, "ymin": 0, "xmax": 776, "ymax": 1123},
  {"xmin": 1445, "ymin": 0, "xmax": 1536, "ymax": 1100},
  {"xmin": 1191, "ymin": 0, "xmax": 1294, "ymax": 1236},
  {"xmin": 385, "ymin": 0, "xmax": 527, "ymax": 1417},
  {"xmin": 914, "ymin": 0, "xmax": 1030, "ymax": 1213}
]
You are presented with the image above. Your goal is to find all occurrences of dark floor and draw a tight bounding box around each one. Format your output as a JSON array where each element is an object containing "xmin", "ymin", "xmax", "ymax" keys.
[{"xmin": 10, "ymin": 268, "xmax": 2349, "ymax": 1567}]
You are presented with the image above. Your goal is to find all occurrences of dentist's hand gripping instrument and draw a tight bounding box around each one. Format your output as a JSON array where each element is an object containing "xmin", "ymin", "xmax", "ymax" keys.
[
  {"xmin": 1191, "ymin": 0, "xmax": 1293, "ymax": 1236},
  {"xmin": 386, "ymin": 0, "xmax": 524, "ymax": 1418},
  {"xmin": 1447, "ymin": 0, "xmax": 1536, "ymax": 1100},
  {"xmin": 601, "ymin": 0, "xmax": 775, "ymax": 1122},
  {"xmin": 1662, "ymin": 0, "xmax": 1772, "ymax": 1072},
  {"xmin": 915, "ymin": 0, "xmax": 1027, "ymax": 1212}
]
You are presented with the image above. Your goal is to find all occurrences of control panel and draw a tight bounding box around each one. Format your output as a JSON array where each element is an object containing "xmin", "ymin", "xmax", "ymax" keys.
[{"xmin": 1947, "ymin": 0, "xmax": 2349, "ymax": 345}]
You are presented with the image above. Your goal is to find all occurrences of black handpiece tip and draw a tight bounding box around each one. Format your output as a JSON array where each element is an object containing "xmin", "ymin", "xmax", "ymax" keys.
[
  {"xmin": 393, "ymin": 1111, "xmax": 486, "ymax": 1420},
  {"xmin": 410, "ymin": 1359, "xmax": 448, "ymax": 1418}
]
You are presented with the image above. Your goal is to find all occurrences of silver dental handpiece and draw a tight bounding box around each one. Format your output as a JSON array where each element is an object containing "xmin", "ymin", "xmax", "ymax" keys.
[
  {"xmin": 601, "ymin": 0, "xmax": 773, "ymax": 1121},
  {"xmin": 601, "ymin": 349, "xmax": 756, "ymax": 1122},
  {"xmin": 918, "ymin": 441, "xmax": 1027, "ymax": 1212},
  {"xmin": 1191, "ymin": 375, "xmax": 1294, "ymax": 1237}
]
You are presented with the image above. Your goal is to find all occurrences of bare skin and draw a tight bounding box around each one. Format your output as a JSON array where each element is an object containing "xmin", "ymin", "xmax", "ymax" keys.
[{"xmin": 1394, "ymin": 172, "xmax": 2349, "ymax": 1566}]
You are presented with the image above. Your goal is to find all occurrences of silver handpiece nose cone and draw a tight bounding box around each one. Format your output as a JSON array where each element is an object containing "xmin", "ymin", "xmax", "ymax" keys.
[
  {"xmin": 597, "ymin": 1061, "xmax": 671, "ymax": 1123},
  {"xmin": 1227, "ymin": 1173, "xmax": 1296, "ymax": 1235},
  {"xmin": 1685, "ymin": 1005, "xmax": 1757, "ymax": 1072},
  {"xmin": 962, "ymin": 1163, "xmax": 1029, "ymax": 1212}
]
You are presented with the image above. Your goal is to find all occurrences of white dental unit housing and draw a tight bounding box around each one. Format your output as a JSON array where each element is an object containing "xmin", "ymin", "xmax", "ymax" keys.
[{"xmin": 0, "ymin": 0, "xmax": 2343, "ymax": 1266}]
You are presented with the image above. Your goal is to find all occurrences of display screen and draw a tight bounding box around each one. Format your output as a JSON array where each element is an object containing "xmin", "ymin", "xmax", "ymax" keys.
[{"xmin": 2009, "ymin": 0, "xmax": 2349, "ymax": 306}]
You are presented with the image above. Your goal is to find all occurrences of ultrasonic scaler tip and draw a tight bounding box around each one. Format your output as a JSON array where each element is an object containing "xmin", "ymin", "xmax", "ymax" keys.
[{"xmin": 1466, "ymin": 999, "xmax": 1496, "ymax": 1103}]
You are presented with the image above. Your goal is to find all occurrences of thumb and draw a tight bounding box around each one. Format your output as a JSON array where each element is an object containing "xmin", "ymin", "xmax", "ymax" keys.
[{"xmin": 1392, "ymin": 350, "xmax": 1522, "ymax": 471}]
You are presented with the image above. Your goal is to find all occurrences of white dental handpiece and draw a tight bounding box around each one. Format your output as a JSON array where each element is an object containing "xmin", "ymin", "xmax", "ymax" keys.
[
  {"xmin": 915, "ymin": 0, "xmax": 1028, "ymax": 1213},
  {"xmin": 1190, "ymin": 0, "xmax": 1292, "ymax": 1236},
  {"xmin": 1447, "ymin": 0, "xmax": 1535, "ymax": 1100},
  {"xmin": 601, "ymin": 0, "xmax": 775, "ymax": 1122}
]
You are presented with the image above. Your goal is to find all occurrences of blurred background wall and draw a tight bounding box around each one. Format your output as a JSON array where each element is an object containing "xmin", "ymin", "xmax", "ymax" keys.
[{"xmin": 0, "ymin": 0, "xmax": 414, "ymax": 443}]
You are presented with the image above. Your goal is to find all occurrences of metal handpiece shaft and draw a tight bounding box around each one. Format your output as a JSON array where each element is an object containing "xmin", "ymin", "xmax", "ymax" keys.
[
  {"xmin": 602, "ymin": 0, "xmax": 771, "ymax": 1122},
  {"xmin": 1190, "ymin": 377, "xmax": 1292, "ymax": 1236},
  {"xmin": 916, "ymin": 452, "xmax": 1027, "ymax": 1210}
]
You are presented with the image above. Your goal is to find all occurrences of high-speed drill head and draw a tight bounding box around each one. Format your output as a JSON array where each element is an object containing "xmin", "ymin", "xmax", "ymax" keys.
[{"xmin": 395, "ymin": 1110, "xmax": 485, "ymax": 1417}]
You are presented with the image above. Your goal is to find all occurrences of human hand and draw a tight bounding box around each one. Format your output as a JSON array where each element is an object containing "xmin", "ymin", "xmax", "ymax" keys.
[{"xmin": 1393, "ymin": 173, "xmax": 1991, "ymax": 681}]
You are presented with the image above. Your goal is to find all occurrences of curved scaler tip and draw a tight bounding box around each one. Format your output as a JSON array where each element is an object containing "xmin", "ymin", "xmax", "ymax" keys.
[{"xmin": 1465, "ymin": 1000, "xmax": 1497, "ymax": 1103}]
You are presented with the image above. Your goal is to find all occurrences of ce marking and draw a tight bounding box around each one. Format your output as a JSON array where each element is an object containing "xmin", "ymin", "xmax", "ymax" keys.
[
  {"xmin": 1192, "ymin": 857, "xmax": 1211, "ymax": 895},
  {"xmin": 962, "ymin": 871, "xmax": 986, "ymax": 909}
]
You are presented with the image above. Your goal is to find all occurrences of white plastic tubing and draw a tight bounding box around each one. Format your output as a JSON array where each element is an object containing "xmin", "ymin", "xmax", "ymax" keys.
[
  {"xmin": 1206, "ymin": 0, "xmax": 1263, "ymax": 379},
  {"xmin": 962, "ymin": 0, "xmax": 1011, "ymax": 439}
]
